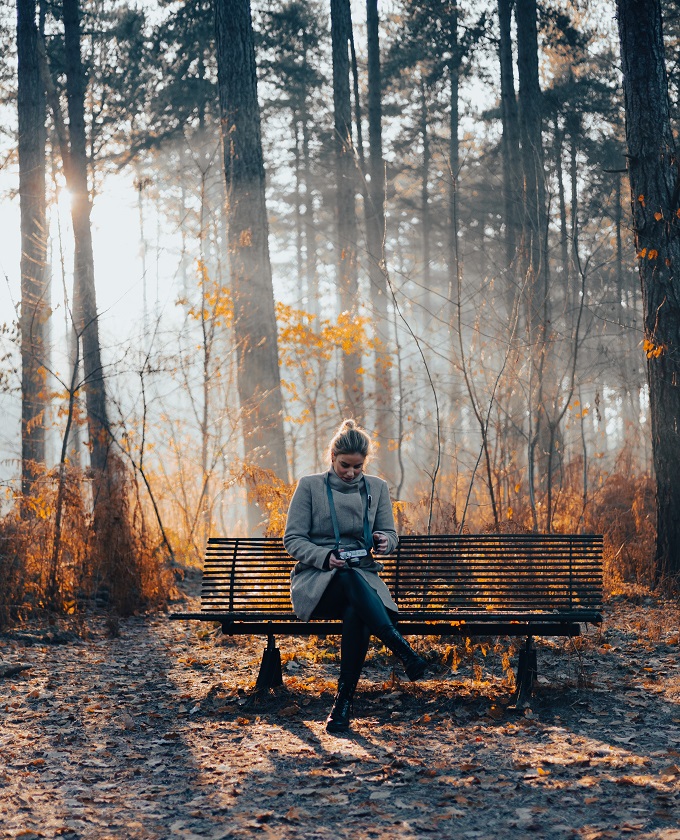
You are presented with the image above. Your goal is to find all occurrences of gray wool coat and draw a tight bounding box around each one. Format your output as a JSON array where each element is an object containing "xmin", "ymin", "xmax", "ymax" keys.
[{"xmin": 284, "ymin": 469, "xmax": 399, "ymax": 621}]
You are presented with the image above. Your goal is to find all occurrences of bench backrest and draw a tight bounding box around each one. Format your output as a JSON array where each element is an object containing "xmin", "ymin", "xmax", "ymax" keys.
[{"xmin": 200, "ymin": 534, "xmax": 603, "ymax": 616}]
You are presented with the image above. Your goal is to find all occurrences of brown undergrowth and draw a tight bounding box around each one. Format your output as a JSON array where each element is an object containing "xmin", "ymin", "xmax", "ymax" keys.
[
  {"xmin": 0, "ymin": 459, "xmax": 173, "ymax": 629},
  {"xmin": 1, "ymin": 460, "xmax": 658, "ymax": 633},
  {"xmin": 396, "ymin": 467, "xmax": 657, "ymax": 598}
]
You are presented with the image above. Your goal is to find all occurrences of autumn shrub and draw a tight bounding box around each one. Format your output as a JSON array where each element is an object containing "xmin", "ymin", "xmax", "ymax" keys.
[
  {"xmin": 0, "ymin": 474, "xmax": 86, "ymax": 627},
  {"xmin": 0, "ymin": 513, "xmax": 30, "ymax": 629},
  {"xmin": 583, "ymin": 471, "xmax": 656, "ymax": 590},
  {"xmin": 394, "ymin": 473, "xmax": 464, "ymax": 535},
  {"xmin": 397, "ymin": 460, "xmax": 656, "ymax": 594},
  {"xmin": 238, "ymin": 463, "xmax": 295, "ymax": 537},
  {"xmin": 0, "ymin": 458, "xmax": 174, "ymax": 627},
  {"xmin": 86, "ymin": 457, "xmax": 173, "ymax": 615}
]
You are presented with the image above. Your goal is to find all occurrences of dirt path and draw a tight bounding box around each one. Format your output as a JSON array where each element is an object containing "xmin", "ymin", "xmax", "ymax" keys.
[{"xmin": 1, "ymin": 581, "xmax": 680, "ymax": 840}]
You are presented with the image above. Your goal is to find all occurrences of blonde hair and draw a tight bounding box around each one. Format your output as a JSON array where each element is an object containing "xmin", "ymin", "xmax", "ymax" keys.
[{"xmin": 329, "ymin": 418, "xmax": 371, "ymax": 460}]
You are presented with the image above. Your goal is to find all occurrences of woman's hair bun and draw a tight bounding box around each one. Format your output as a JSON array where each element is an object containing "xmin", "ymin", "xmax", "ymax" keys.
[{"xmin": 329, "ymin": 418, "xmax": 371, "ymax": 459}]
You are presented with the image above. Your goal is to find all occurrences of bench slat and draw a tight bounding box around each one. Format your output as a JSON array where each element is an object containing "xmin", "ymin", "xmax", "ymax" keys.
[{"xmin": 172, "ymin": 534, "xmax": 604, "ymax": 630}]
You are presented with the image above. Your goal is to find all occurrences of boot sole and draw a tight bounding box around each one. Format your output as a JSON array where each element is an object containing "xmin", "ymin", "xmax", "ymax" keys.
[
  {"xmin": 406, "ymin": 660, "xmax": 428, "ymax": 681},
  {"xmin": 326, "ymin": 721, "xmax": 351, "ymax": 733}
]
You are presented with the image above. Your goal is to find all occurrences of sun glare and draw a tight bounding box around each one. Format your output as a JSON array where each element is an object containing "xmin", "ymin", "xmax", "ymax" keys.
[{"xmin": 57, "ymin": 187, "xmax": 74, "ymax": 214}]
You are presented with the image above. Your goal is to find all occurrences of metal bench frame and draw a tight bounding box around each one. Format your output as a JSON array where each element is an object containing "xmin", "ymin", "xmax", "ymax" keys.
[{"xmin": 171, "ymin": 533, "xmax": 603, "ymax": 704}]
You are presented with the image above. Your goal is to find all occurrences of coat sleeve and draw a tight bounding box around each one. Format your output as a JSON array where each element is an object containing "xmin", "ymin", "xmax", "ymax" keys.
[
  {"xmin": 373, "ymin": 479, "xmax": 398, "ymax": 554},
  {"xmin": 283, "ymin": 477, "xmax": 332, "ymax": 570}
]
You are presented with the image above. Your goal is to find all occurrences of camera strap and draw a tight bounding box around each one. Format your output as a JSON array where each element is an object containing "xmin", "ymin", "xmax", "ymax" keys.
[{"xmin": 326, "ymin": 474, "xmax": 372, "ymax": 554}]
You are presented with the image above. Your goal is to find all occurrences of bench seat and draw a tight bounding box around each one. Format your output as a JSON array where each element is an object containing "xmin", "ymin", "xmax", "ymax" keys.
[{"xmin": 171, "ymin": 533, "xmax": 603, "ymax": 702}]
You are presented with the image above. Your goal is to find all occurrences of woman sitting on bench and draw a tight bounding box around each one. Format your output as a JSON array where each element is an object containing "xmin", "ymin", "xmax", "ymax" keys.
[{"xmin": 284, "ymin": 418, "xmax": 427, "ymax": 734}]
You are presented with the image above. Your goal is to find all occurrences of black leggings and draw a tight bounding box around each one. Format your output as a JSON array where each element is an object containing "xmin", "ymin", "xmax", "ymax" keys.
[{"xmin": 311, "ymin": 569, "xmax": 395, "ymax": 683}]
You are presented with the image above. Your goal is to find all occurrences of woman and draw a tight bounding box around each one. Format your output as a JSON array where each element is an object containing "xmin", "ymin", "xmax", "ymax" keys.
[{"xmin": 284, "ymin": 419, "xmax": 427, "ymax": 734}]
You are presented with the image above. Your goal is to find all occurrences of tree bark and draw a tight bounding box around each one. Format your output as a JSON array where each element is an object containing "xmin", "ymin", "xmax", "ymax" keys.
[
  {"xmin": 366, "ymin": 0, "xmax": 396, "ymax": 485},
  {"xmin": 63, "ymin": 0, "xmax": 111, "ymax": 476},
  {"xmin": 498, "ymin": 0, "xmax": 521, "ymax": 297},
  {"xmin": 420, "ymin": 78, "xmax": 432, "ymax": 299},
  {"xmin": 331, "ymin": 0, "xmax": 363, "ymax": 420},
  {"xmin": 615, "ymin": 173, "xmax": 625, "ymax": 315},
  {"xmin": 214, "ymin": 0, "xmax": 288, "ymax": 484},
  {"xmin": 555, "ymin": 121, "xmax": 570, "ymax": 291},
  {"xmin": 299, "ymin": 91, "xmax": 318, "ymax": 320},
  {"xmin": 568, "ymin": 107, "xmax": 580, "ymax": 320},
  {"xmin": 516, "ymin": 0, "xmax": 548, "ymax": 340},
  {"xmin": 17, "ymin": 0, "xmax": 49, "ymax": 501},
  {"xmin": 617, "ymin": 0, "xmax": 680, "ymax": 582},
  {"xmin": 447, "ymin": 3, "xmax": 460, "ymax": 305},
  {"xmin": 516, "ymin": 0, "xmax": 555, "ymax": 522}
]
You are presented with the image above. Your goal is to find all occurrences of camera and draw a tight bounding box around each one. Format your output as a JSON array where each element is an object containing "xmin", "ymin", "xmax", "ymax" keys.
[{"xmin": 338, "ymin": 548, "xmax": 368, "ymax": 567}]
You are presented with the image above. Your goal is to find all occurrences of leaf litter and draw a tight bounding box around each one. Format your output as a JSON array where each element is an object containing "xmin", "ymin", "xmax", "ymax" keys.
[{"xmin": 1, "ymin": 582, "xmax": 679, "ymax": 839}]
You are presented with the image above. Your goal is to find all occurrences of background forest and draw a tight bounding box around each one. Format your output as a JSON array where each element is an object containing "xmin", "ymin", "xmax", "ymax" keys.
[{"xmin": 0, "ymin": 0, "xmax": 670, "ymax": 619}]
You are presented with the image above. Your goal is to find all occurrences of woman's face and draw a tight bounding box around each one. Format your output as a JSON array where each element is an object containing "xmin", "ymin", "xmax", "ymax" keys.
[{"xmin": 331, "ymin": 451, "xmax": 365, "ymax": 482}]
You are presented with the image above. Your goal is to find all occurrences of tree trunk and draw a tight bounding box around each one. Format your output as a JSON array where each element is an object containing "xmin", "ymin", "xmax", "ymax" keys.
[
  {"xmin": 63, "ymin": 0, "xmax": 111, "ymax": 476},
  {"xmin": 300, "ymin": 92, "xmax": 318, "ymax": 321},
  {"xmin": 214, "ymin": 0, "xmax": 288, "ymax": 487},
  {"xmin": 293, "ymin": 113, "xmax": 304, "ymax": 294},
  {"xmin": 366, "ymin": 0, "xmax": 396, "ymax": 486},
  {"xmin": 615, "ymin": 173, "xmax": 625, "ymax": 316},
  {"xmin": 515, "ymin": 0, "xmax": 548, "ymax": 340},
  {"xmin": 498, "ymin": 0, "xmax": 522, "ymax": 311},
  {"xmin": 568, "ymin": 108, "xmax": 580, "ymax": 321},
  {"xmin": 17, "ymin": 0, "xmax": 49, "ymax": 502},
  {"xmin": 446, "ymin": 3, "xmax": 463, "ymax": 440},
  {"xmin": 331, "ymin": 0, "xmax": 363, "ymax": 419},
  {"xmin": 555, "ymin": 121, "xmax": 570, "ymax": 291},
  {"xmin": 498, "ymin": 0, "xmax": 524, "ymax": 504},
  {"xmin": 617, "ymin": 0, "xmax": 680, "ymax": 582},
  {"xmin": 35, "ymin": 0, "xmax": 141, "ymax": 611},
  {"xmin": 447, "ymin": 3, "xmax": 460, "ymax": 303},
  {"xmin": 516, "ymin": 0, "xmax": 553, "ymax": 521},
  {"xmin": 420, "ymin": 78, "xmax": 432, "ymax": 300}
]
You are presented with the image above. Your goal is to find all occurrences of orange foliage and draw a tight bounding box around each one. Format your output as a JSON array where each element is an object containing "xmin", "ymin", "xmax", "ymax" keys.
[
  {"xmin": 237, "ymin": 464, "xmax": 295, "ymax": 537},
  {"xmin": 180, "ymin": 260, "xmax": 234, "ymax": 327}
]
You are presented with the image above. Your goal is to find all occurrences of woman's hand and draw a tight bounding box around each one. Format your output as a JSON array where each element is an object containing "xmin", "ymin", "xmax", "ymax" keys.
[
  {"xmin": 328, "ymin": 552, "xmax": 347, "ymax": 569},
  {"xmin": 372, "ymin": 532, "xmax": 389, "ymax": 555}
]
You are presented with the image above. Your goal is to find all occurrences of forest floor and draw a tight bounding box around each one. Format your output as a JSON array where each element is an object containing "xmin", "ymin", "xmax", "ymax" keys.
[{"xmin": 1, "ymin": 571, "xmax": 680, "ymax": 840}]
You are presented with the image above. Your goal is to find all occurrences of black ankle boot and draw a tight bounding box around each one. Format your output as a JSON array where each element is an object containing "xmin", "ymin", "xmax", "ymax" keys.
[
  {"xmin": 378, "ymin": 625, "xmax": 428, "ymax": 681},
  {"xmin": 326, "ymin": 679, "xmax": 357, "ymax": 733}
]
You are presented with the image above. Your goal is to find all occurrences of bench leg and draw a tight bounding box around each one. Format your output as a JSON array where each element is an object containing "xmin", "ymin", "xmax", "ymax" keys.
[
  {"xmin": 511, "ymin": 636, "xmax": 537, "ymax": 708},
  {"xmin": 255, "ymin": 633, "xmax": 284, "ymax": 691}
]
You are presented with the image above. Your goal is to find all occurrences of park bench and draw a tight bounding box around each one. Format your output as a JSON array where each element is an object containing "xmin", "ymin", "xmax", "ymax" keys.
[{"xmin": 171, "ymin": 533, "xmax": 603, "ymax": 704}]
